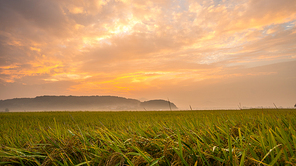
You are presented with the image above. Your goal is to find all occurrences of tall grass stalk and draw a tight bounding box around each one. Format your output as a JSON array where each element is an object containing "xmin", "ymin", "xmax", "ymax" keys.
[{"xmin": 0, "ymin": 109, "xmax": 295, "ymax": 165}]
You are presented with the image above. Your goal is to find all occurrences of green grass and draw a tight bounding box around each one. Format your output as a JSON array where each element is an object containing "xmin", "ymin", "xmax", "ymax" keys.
[{"xmin": 0, "ymin": 109, "xmax": 296, "ymax": 165}]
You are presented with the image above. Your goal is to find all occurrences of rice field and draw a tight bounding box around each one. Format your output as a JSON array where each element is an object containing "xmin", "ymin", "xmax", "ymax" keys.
[{"xmin": 0, "ymin": 109, "xmax": 296, "ymax": 165}]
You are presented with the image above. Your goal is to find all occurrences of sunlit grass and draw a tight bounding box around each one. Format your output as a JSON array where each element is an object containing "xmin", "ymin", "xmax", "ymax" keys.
[{"xmin": 0, "ymin": 109, "xmax": 296, "ymax": 165}]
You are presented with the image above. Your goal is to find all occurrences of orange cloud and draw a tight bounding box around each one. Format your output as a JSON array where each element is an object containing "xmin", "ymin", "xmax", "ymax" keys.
[{"xmin": 1, "ymin": 0, "xmax": 296, "ymax": 108}]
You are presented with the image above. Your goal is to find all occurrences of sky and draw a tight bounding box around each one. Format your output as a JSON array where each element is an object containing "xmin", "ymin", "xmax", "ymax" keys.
[{"xmin": 0, "ymin": 0, "xmax": 296, "ymax": 110}]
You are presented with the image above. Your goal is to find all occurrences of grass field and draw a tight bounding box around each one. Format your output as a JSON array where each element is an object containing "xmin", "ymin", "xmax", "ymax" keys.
[{"xmin": 1, "ymin": 109, "xmax": 296, "ymax": 165}]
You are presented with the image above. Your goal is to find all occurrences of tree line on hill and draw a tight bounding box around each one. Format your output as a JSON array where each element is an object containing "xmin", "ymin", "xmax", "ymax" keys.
[{"xmin": 0, "ymin": 95, "xmax": 178, "ymax": 112}]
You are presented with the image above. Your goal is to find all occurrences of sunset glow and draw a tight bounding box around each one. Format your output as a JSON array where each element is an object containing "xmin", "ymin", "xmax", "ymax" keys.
[{"xmin": 0, "ymin": 0, "xmax": 295, "ymax": 109}]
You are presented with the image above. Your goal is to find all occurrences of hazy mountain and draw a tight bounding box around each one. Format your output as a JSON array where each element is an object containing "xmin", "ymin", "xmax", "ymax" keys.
[
  {"xmin": 141, "ymin": 100, "xmax": 178, "ymax": 110},
  {"xmin": 0, "ymin": 95, "xmax": 178, "ymax": 112}
]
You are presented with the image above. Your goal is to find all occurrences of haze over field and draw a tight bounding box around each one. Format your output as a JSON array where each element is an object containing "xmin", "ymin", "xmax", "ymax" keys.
[{"xmin": 0, "ymin": 0, "xmax": 296, "ymax": 109}]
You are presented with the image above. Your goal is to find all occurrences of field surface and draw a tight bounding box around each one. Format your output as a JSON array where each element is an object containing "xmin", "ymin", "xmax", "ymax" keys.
[{"xmin": 1, "ymin": 109, "xmax": 296, "ymax": 165}]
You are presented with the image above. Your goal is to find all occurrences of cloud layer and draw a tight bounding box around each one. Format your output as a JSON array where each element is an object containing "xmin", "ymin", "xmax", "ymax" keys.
[{"xmin": 1, "ymin": 0, "xmax": 296, "ymax": 109}]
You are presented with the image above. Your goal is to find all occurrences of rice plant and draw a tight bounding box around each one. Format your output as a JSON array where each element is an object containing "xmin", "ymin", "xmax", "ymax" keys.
[{"xmin": 0, "ymin": 109, "xmax": 295, "ymax": 165}]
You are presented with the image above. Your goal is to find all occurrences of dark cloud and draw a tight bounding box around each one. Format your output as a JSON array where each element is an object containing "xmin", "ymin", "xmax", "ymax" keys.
[{"xmin": 0, "ymin": 0, "xmax": 70, "ymax": 36}]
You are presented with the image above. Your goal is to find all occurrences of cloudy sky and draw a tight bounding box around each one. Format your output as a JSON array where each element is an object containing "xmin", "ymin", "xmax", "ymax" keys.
[{"xmin": 0, "ymin": 0, "xmax": 295, "ymax": 109}]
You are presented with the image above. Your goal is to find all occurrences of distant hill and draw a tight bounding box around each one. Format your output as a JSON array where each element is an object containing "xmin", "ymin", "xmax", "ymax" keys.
[
  {"xmin": 0, "ymin": 95, "xmax": 178, "ymax": 111},
  {"xmin": 141, "ymin": 100, "xmax": 178, "ymax": 110}
]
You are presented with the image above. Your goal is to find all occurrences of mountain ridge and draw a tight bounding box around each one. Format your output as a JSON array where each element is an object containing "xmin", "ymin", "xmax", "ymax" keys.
[{"xmin": 0, "ymin": 95, "xmax": 178, "ymax": 111}]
